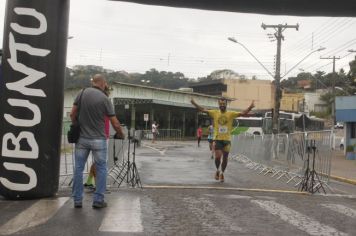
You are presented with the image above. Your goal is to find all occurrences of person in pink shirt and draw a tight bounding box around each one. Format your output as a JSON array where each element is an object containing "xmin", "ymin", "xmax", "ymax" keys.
[{"xmin": 197, "ymin": 125, "xmax": 203, "ymax": 147}]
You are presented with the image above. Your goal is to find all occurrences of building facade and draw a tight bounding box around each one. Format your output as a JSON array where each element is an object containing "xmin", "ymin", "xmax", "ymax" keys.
[
  {"xmin": 304, "ymin": 91, "xmax": 328, "ymax": 113},
  {"xmin": 189, "ymin": 78, "xmax": 275, "ymax": 111},
  {"xmin": 280, "ymin": 91, "xmax": 304, "ymax": 113},
  {"xmin": 336, "ymin": 96, "xmax": 356, "ymax": 154},
  {"xmin": 64, "ymin": 82, "xmax": 224, "ymax": 137}
]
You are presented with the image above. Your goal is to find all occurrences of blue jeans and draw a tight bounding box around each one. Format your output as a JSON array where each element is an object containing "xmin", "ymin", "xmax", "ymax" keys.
[{"xmin": 72, "ymin": 137, "xmax": 107, "ymax": 203}]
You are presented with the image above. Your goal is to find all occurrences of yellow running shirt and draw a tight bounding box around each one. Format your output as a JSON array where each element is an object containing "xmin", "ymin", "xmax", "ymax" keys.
[{"xmin": 207, "ymin": 110, "xmax": 241, "ymax": 141}]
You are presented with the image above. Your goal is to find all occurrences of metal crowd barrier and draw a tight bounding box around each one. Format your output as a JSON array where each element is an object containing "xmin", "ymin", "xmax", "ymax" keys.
[
  {"xmin": 139, "ymin": 129, "xmax": 182, "ymax": 141},
  {"xmin": 107, "ymin": 138, "xmax": 130, "ymax": 186},
  {"xmin": 230, "ymin": 130, "xmax": 333, "ymax": 192},
  {"xmin": 59, "ymin": 123, "xmax": 130, "ymax": 187}
]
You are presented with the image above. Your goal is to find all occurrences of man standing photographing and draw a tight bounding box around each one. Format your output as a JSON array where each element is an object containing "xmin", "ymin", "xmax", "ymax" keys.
[
  {"xmin": 70, "ymin": 74, "xmax": 124, "ymax": 209},
  {"xmin": 191, "ymin": 98, "xmax": 254, "ymax": 182}
]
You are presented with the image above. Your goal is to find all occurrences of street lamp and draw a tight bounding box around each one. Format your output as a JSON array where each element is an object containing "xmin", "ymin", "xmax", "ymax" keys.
[
  {"xmin": 228, "ymin": 37, "xmax": 274, "ymax": 79},
  {"xmin": 281, "ymin": 47, "xmax": 326, "ymax": 79}
]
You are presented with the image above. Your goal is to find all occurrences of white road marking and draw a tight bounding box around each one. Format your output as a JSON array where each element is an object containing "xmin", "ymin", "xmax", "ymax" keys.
[
  {"xmin": 142, "ymin": 144, "xmax": 166, "ymax": 155},
  {"xmin": 322, "ymin": 204, "xmax": 356, "ymax": 218},
  {"xmin": 0, "ymin": 197, "xmax": 69, "ymax": 235},
  {"xmin": 183, "ymin": 197, "xmax": 244, "ymax": 233},
  {"xmin": 99, "ymin": 196, "xmax": 143, "ymax": 232},
  {"xmin": 252, "ymin": 200, "xmax": 347, "ymax": 236},
  {"xmin": 319, "ymin": 194, "xmax": 356, "ymax": 199},
  {"xmin": 256, "ymin": 196, "xmax": 277, "ymax": 200},
  {"xmin": 204, "ymin": 194, "xmax": 252, "ymax": 200}
]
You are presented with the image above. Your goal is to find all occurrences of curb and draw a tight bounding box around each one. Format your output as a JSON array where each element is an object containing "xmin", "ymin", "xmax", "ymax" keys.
[
  {"xmin": 329, "ymin": 175, "xmax": 356, "ymax": 185},
  {"xmin": 143, "ymin": 185, "xmax": 311, "ymax": 195}
]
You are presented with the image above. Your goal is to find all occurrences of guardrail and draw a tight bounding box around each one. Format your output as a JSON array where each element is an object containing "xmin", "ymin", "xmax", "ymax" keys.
[{"xmin": 230, "ymin": 130, "xmax": 333, "ymax": 193}]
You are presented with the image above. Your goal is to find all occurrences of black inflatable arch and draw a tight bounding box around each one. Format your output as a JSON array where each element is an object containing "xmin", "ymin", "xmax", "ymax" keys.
[
  {"xmin": 1, "ymin": 0, "xmax": 355, "ymax": 199},
  {"xmin": 0, "ymin": 0, "xmax": 69, "ymax": 199},
  {"xmin": 114, "ymin": 0, "xmax": 356, "ymax": 17}
]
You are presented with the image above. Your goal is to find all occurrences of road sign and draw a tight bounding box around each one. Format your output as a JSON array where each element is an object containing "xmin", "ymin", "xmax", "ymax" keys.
[{"xmin": 144, "ymin": 114, "xmax": 149, "ymax": 121}]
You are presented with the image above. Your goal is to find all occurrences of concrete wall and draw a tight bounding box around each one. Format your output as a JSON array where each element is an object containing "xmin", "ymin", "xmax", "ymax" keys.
[{"xmin": 222, "ymin": 79, "xmax": 274, "ymax": 110}]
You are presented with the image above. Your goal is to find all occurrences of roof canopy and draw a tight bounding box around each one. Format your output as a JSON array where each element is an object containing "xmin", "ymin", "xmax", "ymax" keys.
[{"xmin": 110, "ymin": 0, "xmax": 356, "ymax": 17}]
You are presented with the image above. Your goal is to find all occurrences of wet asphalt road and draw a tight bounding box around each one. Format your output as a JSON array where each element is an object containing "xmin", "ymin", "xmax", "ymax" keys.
[{"xmin": 1, "ymin": 141, "xmax": 356, "ymax": 236}]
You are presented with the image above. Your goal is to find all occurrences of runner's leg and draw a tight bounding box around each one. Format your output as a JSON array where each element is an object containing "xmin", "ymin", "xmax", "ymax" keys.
[
  {"xmin": 211, "ymin": 141, "xmax": 215, "ymax": 159},
  {"xmin": 215, "ymin": 150, "xmax": 222, "ymax": 169},
  {"xmin": 221, "ymin": 151, "xmax": 229, "ymax": 172}
]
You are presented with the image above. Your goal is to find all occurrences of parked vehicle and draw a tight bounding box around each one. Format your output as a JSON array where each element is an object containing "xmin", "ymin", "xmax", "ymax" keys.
[
  {"xmin": 232, "ymin": 117, "xmax": 263, "ymax": 135},
  {"xmin": 334, "ymin": 122, "xmax": 344, "ymax": 129}
]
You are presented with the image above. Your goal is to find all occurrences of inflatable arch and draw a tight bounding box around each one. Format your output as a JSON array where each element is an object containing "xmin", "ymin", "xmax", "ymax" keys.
[
  {"xmin": 0, "ymin": 0, "xmax": 70, "ymax": 199},
  {"xmin": 1, "ymin": 0, "xmax": 354, "ymax": 199}
]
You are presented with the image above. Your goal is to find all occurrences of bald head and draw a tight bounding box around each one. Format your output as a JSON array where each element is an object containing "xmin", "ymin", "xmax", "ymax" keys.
[{"xmin": 91, "ymin": 74, "xmax": 107, "ymax": 91}]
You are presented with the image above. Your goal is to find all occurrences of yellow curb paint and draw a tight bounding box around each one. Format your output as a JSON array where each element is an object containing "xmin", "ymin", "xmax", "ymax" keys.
[
  {"xmin": 143, "ymin": 185, "xmax": 310, "ymax": 195},
  {"xmin": 329, "ymin": 175, "xmax": 356, "ymax": 185}
]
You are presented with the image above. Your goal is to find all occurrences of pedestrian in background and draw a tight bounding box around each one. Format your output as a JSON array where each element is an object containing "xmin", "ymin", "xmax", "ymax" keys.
[
  {"xmin": 152, "ymin": 121, "xmax": 159, "ymax": 143},
  {"xmin": 197, "ymin": 125, "xmax": 203, "ymax": 147},
  {"xmin": 207, "ymin": 123, "xmax": 214, "ymax": 159},
  {"xmin": 70, "ymin": 74, "xmax": 124, "ymax": 209}
]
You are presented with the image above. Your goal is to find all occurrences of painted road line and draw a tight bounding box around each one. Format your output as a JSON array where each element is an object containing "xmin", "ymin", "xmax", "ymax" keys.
[
  {"xmin": 204, "ymin": 194, "xmax": 252, "ymax": 200},
  {"xmin": 322, "ymin": 204, "xmax": 356, "ymax": 218},
  {"xmin": 183, "ymin": 197, "xmax": 244, "ymax": 233},
  {"xmin": 99, "ymin": 196, "xmax": 143, "ymax": 233},
  {"xmin": 252, "ymin": 200, "xmax": 347, "ymax": 236},
  {"xmin": 143, "ymin": 185, "xmax": 310, "ymax": 195},
  {"xmin": 0, "ymin": 197, "xmax": 69, "ymax": 235},
  {"xmin": 142, "ymin": 144, "xmax": 166, "ymax": 155},
  {"xmin": 317, "ymin": 194, "xmax": 356, "ymax": 199}
]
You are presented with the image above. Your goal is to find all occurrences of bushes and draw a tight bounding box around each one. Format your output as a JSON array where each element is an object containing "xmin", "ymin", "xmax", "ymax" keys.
[{"xmin": 346, "ymin": 145, "xmax": 354, "ymax": 152}]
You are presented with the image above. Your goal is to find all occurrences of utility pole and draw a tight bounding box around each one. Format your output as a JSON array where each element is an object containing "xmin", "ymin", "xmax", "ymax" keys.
[
  {"xmin": 320, "ymin": 56, "xmax": 340, "ymax": 125},
  {"xmin": 262, "ymin": 23, "xmax": 299, "ymax": 134}
]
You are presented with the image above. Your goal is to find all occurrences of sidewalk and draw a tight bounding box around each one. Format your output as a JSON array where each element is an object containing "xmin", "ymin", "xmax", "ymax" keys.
[{"xmin": 330, "ymin": 150, "xmax": 356, "ymax": 184}]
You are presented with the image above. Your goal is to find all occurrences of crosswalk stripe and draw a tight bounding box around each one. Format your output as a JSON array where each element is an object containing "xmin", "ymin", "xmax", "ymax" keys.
[
  {"xmin": 321, "ymin": 204, "xmax": 356, "ymax": 218},
  {"xmin": 252, "ymin": 200, "xmax": 347, "ymax": 236},
  {"xmin": 99, "ymin": 196, "xmax": 143, "ymax": 232},
  {"xmin": 183, "ymin": 197, "xmax": 244, "ymax": 233},
  {"xmin": 0, "ymin": 197, "xmax": 69, "ymax": 235}
]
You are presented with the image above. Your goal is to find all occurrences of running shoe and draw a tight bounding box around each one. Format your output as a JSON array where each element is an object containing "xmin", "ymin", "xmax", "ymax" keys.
[
  {"xmin": 84, "ymin": 183, "xmax": 94, "ymax": 188},
  {"xmin": 215, "ymin": 170, "xmax": 220, "ymax": 180},
  {"xmin": 74, "ymin": 202, "xmax": 82, "ymax": 208},
  {"xmin": 219, "ymin": 173, "xmax": 224, "ymax": 183},
  {"xmin": 92, "ymin": 201, "xmax": 107, "ymax": 209}
]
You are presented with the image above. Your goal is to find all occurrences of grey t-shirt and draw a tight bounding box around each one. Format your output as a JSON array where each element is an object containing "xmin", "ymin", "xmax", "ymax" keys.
[{"xmin": 74, "ymin": 87, "xmax": 115, "ymax": 139}]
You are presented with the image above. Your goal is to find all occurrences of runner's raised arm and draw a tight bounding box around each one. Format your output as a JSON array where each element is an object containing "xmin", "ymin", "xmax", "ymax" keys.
[
  {"xmin": 240, "ymin": 100, "xmax": 255, "ymax": 116},
  {"xmin": 191, "ymin": 98, "xmax": 208, "ymax": 113}
]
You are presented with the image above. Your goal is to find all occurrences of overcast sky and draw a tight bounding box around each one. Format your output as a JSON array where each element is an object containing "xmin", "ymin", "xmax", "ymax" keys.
[{"xmin": 1, "ymin": 0, "xmax": 355, "ymax": 80}]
